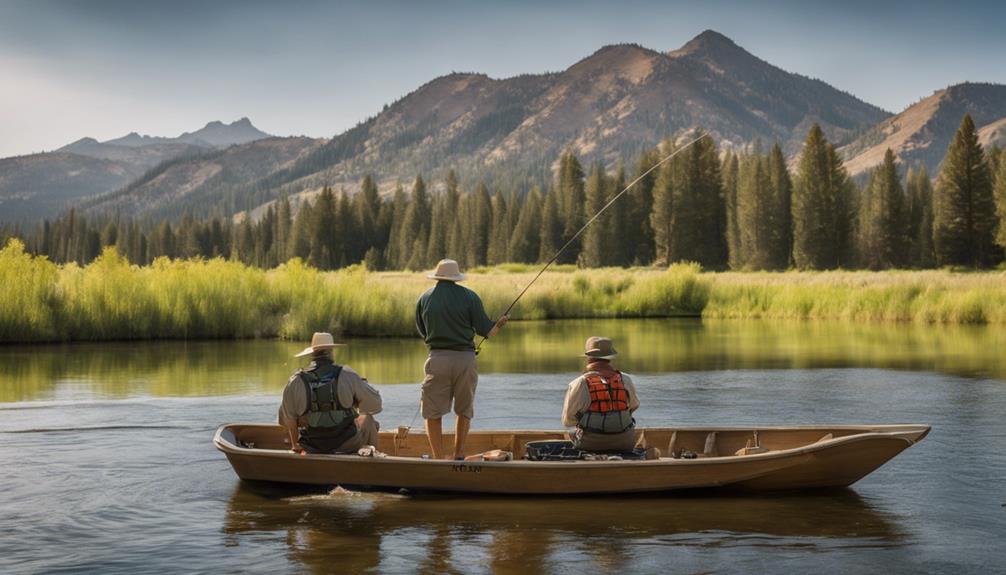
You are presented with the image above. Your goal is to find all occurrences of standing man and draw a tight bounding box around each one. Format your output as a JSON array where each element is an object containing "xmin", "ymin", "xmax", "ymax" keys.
[
  {"xmin": 278, "ymin": 332, "xmax": 383, "ymax": 454},
  {"xmin": 416, "ymin": 258, "xmax": 507, "ymax": 459},
  {"xmin": 562, "ymin": 336, "xmax": 640, "ymax": 452}
]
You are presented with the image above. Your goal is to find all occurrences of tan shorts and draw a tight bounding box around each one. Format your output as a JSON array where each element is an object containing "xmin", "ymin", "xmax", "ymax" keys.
[{"xmin": 421, "ymin": 349, "xmax": 478, "ymax": 419}]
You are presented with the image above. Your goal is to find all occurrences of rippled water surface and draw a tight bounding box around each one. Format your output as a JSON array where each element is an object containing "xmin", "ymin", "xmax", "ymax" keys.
[{"xmin": 2, "ymin": 319, "xmax": 1005, "ymax": 574}]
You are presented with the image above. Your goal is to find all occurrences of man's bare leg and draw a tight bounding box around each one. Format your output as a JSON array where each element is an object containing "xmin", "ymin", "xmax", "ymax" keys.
[
  {"xmin": 426, "ymin": 418, "xmax": 444, "ymax": 459},
  {"xmin": 453, "ymin": 415, "xmax": 471, "ymax": 460}
]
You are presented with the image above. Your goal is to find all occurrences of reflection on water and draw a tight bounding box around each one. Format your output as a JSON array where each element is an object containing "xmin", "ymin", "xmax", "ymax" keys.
[
  {"xmin": 223, "ymin": 483, "xmax": 903, "ymax": 575},
  {"xmin": 2, "ymin": 365, "xmax": 1003, "ymax": 574},
  {"xmin": 3, "ymin": 318, "xmax": 1004, "ymax": 402}
]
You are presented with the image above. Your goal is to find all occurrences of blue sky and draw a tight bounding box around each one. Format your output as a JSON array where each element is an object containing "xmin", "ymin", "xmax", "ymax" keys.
[{"xmin": 2, "ymin": 0, "xmax": 1005, "ymax": 157}]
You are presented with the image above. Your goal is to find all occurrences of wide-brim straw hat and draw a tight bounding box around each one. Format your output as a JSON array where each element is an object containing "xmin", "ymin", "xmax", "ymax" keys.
[
  {"xmin": 583, "ymin": 336, "xmax": 618, "ymax": 360},
  {"xmin": 427, "ymin": 258, "xmax": 466, "ymax": 281},
  {"xmin": 294, "ymin": 332, "xmax": 346, "ymax": 358}
]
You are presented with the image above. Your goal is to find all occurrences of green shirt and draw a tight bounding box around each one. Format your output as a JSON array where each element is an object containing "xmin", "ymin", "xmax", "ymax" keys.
[{"xmin": 416, "ymin": 281, "xmax": 496, "ymax": 351}]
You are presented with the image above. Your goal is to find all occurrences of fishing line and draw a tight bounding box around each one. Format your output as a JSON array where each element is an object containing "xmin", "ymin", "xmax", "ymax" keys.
[{"xmin": 475, "ymin": 129, "xmax": 709, "ymax": 353}]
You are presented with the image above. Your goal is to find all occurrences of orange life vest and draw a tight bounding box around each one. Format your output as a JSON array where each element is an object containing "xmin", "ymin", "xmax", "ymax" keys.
[
  {"xmin": 578, "ymin": 371, "xmax": 634, "ymax": 434},
  {"xmin": 585, "ymin": 372, "xmax": 629, "ymax": 413}
]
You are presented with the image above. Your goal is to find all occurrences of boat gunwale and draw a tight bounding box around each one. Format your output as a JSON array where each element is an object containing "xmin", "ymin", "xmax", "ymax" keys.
[{"xmin": 213, "ymin": 423, "xmax": 930, "ymax": 470}]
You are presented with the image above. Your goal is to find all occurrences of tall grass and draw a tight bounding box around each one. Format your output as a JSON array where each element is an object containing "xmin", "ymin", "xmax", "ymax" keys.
[
  {"xmin": 704, "ymin": 270, "xmax": 1006, "ymax": 324},
  {"xmin": 1, "ymin": 239, "xmax": 1005, "ymax": 343}
]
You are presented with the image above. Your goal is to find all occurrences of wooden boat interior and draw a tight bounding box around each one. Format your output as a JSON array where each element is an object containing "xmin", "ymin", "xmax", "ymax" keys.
[{"xmin": 223, "ymin": 424, "xmax": 930, "ymax": 460}]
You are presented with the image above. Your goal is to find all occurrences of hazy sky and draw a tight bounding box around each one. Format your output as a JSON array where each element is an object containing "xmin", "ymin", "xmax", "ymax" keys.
[{"xmin": 3, "ymin": 0, "xmax": 1005, "ymax": 157}]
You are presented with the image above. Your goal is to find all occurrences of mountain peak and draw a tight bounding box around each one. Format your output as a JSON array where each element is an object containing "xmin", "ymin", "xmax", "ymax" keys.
[
  {"xmin": 179, "ymin": 118, "xmax": 271, "ymax": 148},
  {"xmin": 692, "ymin": 29, "xmax": 736, "ymax": 47},
  {"xmin": 670, "ymin": 29, "xmax": 746, "ymax": 59}
]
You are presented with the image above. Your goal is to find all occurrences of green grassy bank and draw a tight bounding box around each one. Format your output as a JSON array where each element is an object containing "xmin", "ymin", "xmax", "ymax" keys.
[{"xmin": 1, "ymin": 240, "xmax": 1004, "ymax": 343}]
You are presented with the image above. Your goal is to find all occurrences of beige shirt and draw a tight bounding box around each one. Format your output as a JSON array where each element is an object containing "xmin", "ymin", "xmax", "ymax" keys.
[
  {"xmin": 278, "ymin": 365, "xmax": 382, "ymax": 426},
  {"xmin": 561, "ymin": 371, "xmax": 639, "ymax": 428}
]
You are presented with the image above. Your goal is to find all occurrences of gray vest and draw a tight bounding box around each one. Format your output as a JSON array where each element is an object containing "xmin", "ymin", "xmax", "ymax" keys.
[{"xmin": 300, "ymin": 363, "xmax": 357, "ymax": 430}]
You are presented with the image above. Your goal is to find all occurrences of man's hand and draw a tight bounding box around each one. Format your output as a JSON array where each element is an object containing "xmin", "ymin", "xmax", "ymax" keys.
[{"xmin": 488, "ymin": 314, "xmax": 509, "ymax": 338}]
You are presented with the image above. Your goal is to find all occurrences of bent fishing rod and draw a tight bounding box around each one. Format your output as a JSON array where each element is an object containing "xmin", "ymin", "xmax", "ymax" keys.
[{"xmin": 475, "ymin": 130, "xmax": 709, "ymax": 354}]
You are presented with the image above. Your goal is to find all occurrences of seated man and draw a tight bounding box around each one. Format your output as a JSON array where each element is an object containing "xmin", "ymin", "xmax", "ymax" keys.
[
  {"xmin": 278, "ymin": 332, "xmax": 382, "ymax": 454},
  {"xmin": 561, "ymin": 336, "xmax": 640, "ymax": 452}
]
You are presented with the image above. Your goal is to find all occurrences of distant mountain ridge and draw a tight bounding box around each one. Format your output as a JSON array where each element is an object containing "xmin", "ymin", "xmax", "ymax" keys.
[
  {"xmin": 78, "ymin": 30, "xmax": 891, "ymax": 221},
  {"xmin": 7, "ymin": 31, "xmax": 1006, "ymax": 227},
  {"xmin": 100, "ymin": 117, "xmax": 271, "ymax": 149},
  {"xmin": 0, "ymin": 119, "xmax": 272, "ymax": 223},
  {"xmin": 841, "ymin": 83, "xmax": 1006, "ymax": 176}
]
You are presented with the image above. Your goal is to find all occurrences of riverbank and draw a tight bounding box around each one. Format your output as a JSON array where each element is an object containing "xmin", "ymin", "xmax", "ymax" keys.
[{"xmin": 2, "ymin": 240, "xmax": 1005, "ymax": 343}]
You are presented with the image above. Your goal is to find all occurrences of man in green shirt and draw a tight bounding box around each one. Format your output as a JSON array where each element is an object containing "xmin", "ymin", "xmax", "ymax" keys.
[{"xmin": 416, "ymin": 258, "xmax": 507, "ymax": 459}]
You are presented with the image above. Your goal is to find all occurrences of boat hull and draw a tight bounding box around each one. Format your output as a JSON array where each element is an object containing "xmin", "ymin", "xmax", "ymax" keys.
[{"xmin": 214, "ymin": 424, "xmax": 929, "ymax": 495}]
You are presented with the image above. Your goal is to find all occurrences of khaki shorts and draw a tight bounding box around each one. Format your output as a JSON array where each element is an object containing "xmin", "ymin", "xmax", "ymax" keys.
[{"xmin": 421, "ymin": 349, "xmax": 478, "ymax": 419}]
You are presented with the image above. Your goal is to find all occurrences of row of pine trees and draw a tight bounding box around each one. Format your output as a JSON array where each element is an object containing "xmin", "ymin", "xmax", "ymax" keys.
[{"xmin": 5, "ymin": 114, "xmax": 1006, "ymax": 271}]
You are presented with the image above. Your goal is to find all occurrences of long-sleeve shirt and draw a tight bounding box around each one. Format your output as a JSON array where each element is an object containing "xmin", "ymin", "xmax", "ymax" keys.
[
  {"xmin": 561, "ymin": 368, "xmax": 639, "ymax": 428},
  {"xmin": 278, "ymin": 361, "xmax": 382, "ymax": 426},
  {"xmin": 415, "ymin": 280, "xmax": 496, "ymax": 351}
]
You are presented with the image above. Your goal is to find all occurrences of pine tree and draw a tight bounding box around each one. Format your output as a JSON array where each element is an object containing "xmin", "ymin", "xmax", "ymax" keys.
[
  {"xmin": 309, "ymin": 187, "xmax": 337, "ymax": 269},
  {"xmin": 608, "ymin": 165, "xmax": 631, "ymax": 266},
  {"xmin": 669, "ymin": 134, "xmax": 726, "ymax": 268},
  {"xmin": 291, "ymin": 199, "xmax": 312, "ymax": 261},
  {"xmin": 858, "ymin": 149, "xmax": 909, "ymax": 269},
  {"xmin": 906, "ymin": 166, "xmax": 936, "ymax": 267},
  {"xmin": 383, "ymin": 184, "xmax": 407, "ymax": 269},
  {"xmin": 650, "ymin": 139, "xmax": 676, "ymax": 265},
  {"xmin": 829, "ymin": 144, "xmax": 857, "ymax": 268},
  {"xmin": 447, "ymin": 195, "xmax": 468, "ymax": 267},
  {"xmin": 768, "ymin": 143, "xmax": 793, "ymax": 268},
  {"xmin": 100, "ymin": 222, "xmax": 118, "ymax": 248},
  {"xmin": 579, "ymin": 162, "xmax": 610, "ymax": 267},
  {"xmin": 334, "ymin": 190, "xmax": 353, "ymax": 266},
  {"xmin": 486, "ymin": 193, "xmax": 510, "ymax": 265},
  {"xmin": 469, "ymin": 183, "xmax": 492, "ymax": 266},
  {"xmin": 933, "ymin": 114, "xmax": 997, "ymax": 267},
  {"xmin": 363, "ymin": 246, "xmax": 383, "ymax": 271},
  {"xmin": 737, "ymin": 154, "xmax": 775, "ymax": 269},
  {"xmin": 792, "ymin": 124, "xmax": 855, "ymax": 269},
  {"xmin": 509, "ymin": 187, "xmax": 542, "ymax": 263},
  {"xmin": 352, "ymin": 176, "xmax": 379, "ymax": 263},
  {"xmin": 234, "ymin": 218, "xmax": 254, "ymax": 264},
  {"xmin": 723, "ymin": 151, "xmax": 742, "ymax": 269},
  {"xmin": 557, "ymin": 150, "xmax": 585, "ymax": 264},
  {"xmin": 994, "ymin": 151, "xmax": 1006, "ymax": 252},
  {"xmin": 399, "ymin": 175, "xmax": 431, "ymax": 270},
  {"xmin": 627, "ymin": 150, "xmax": 657, "ymax": 265},
  {"xmin": 538, "ymin": 189, "xmax": 561, "ymax": 263},
  {"xmin": 276, "ymin": 196, "xmax": 292, "ymax": 264},
  {"xmin": 425, "ymin": 193, "xmax": 447, "ymax": 265}
]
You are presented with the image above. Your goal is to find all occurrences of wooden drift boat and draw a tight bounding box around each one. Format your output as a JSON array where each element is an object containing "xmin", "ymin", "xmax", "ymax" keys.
[{"xmin": 214, "ymin": 423, "xmax": 929, "ymax": 495}]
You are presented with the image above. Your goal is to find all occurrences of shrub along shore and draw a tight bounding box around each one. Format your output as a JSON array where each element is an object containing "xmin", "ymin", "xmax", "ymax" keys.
[{"xmin": 1, "ymin": 240, "xmax": 1004, "ymax": 343}]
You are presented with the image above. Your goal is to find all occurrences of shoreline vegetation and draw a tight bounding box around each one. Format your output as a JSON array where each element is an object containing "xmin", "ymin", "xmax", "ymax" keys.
[{"xmin": 2, "ymin": 240, "xmax": 1005, "ymax": 344}]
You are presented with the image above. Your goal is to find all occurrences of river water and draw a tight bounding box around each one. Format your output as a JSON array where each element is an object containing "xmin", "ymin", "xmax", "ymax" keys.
[{"xmin": 1, "ymin": 319, "xmax": 1004, "ymax": 574}]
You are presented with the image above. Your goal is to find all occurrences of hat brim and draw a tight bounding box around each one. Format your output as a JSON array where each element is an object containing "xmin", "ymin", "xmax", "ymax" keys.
[
  {"xmin": 294, "ymin": 343, "xmax": 345, "ymax": 358},
  {"xmin": 427, "ymin": 273, "xmax": 465, "ymax": 281},
  {"xmin": 583, "ymin": 352, "xmax": 617, "ymax": 360}
]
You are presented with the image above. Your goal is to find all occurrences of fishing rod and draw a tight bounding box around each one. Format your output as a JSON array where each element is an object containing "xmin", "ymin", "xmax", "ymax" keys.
[{"xmin": 475, "ymin": 129, "xmax": 709, "ymax": 354}]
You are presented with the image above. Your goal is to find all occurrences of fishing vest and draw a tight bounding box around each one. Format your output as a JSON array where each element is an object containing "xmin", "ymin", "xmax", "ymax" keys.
[
  {"xmin": 577, "ymin": 371, "xmax": 634, "ymax": 434},
  {"xmin": 298, "ymin": 363, "xmax": 358, "ymax": 451}
]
